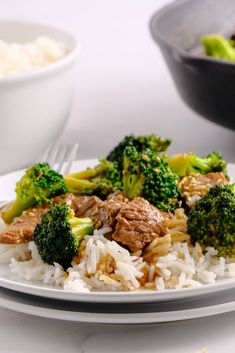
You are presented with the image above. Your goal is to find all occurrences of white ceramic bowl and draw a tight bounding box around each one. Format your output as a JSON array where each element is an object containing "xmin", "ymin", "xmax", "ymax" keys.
[{"xmin": 0, "ymin": 20, "xmax": 79, "ymax": 175}]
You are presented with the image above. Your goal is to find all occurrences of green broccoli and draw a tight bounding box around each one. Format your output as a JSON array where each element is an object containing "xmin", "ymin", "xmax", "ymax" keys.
[
  {"xmin": 34, "ymin": 203, "xmax": 94, "ymax": 269},
  {"xmin": 188, "ymin": 184, "xmax": 235, "ymax": 257},
  {"xmin": 122, "ymin": 146, "xmax": 180, "ymax": 212},
  {"xmin": 2, "ymin": 162, "xmax": 68, "ymax": 224},
  {"xmin": 64, "ymin": 134, "xmax": 172, "ymax": 198},
  {"xmin": 64, "ymin": 158, "xmax": 122, "ymax": 198},
  {"xmin": 201, "ymin": 34, "xmax": 235, "ymax": 62},
  {"xmin": 167, "ymin": 152, "xmax": 227, "ymax": 178},
  {"xmin": 107, "ymin": 134, "xmax": 171, "ymax": 170}
]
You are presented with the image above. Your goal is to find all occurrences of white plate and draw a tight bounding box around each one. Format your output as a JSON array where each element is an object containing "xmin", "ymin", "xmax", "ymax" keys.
[
  {"xmin": 0, "ymin": 160, "xmax": 235, "ymax": 304},
  {"xmin": 2, "ymin": 263, "xmax": 235, "ymax": 303},
  {"xmin": 1, "ymin": 285, "xmax": 235, "ymax": 324}
]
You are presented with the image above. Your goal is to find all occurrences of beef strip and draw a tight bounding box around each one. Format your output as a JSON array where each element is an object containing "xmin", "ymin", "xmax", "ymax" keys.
[
  {"xmin": 179, "ymin": 172, "xmax": 228, "ymax": 207},
  {"xmin": 0, "ymin": 191, "xmax": 127, "ymax": 244},
  {"xmin": 0, "ymin": 207, "xmax": 46, "ymax": 244},
  {"xmin": 75, "ymin": 195, "xmax": 103, "ymax": 227},
  {"xmin": 0, "ymin": 193, "xmax": 81, "ymax": 244},
  {"xmin": 52, "ymin": 193, "xmax": 81, "ymax": 213},
  {"xmin": 0, "ymin": 191, "xmax": 167, "ymax": 251},
  {"xmin": 106, "ymin": 191, "xmax": 129, "ymax": 203},
  {"xmin": 75, "ymin": 191, "xmax": 128, "ymax": 229},
  {"xmin": 98, "ymin": 191, "xmax": 129, "ymax": 228},
  {"xmin": 112, "ymin": 197, "xmax": 167, "ymax": 251}
]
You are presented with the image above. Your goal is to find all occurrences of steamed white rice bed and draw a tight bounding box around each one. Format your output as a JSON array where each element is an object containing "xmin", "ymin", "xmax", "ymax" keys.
[
  {"xmin": 156, "ymin": 243, "xmax": 235, "ymax": 290},
  {"xmin": 7, "ymin": 228, "xmax": 145, "ymax": 292},
  {"xmin": 2, "ymin": 226, "xmax": 235, "ymax": 292},
  {"xmin": 0, "ymin": 243, "xmax": 30, "ymax": 264}
]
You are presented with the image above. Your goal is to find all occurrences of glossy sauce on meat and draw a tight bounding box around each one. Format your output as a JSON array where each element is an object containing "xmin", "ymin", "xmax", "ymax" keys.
[{"xmin": 112, "ymin": 197, "xmax": 167, "ymax": 251}]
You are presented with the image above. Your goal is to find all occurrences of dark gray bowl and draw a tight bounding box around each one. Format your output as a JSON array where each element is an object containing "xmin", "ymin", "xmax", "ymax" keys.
[{"xmin": 150, "ymin": 0, "xmax": 235, "ymax": 130}]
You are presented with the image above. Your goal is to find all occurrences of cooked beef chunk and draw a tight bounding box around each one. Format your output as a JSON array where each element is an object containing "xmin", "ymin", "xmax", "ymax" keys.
[
  {"xmin": 75, "ymin": 191, "xmax": 128, "ymax": 228},
  {"xmin": 0, "ymin": 191, "xmax": 166, "ymax": 250},
  {"xmin": 52, "ymin": 193, "xmax": 81, "ymax": 213},
  {"xmin": 179, "ymin": 172, "xmax": 228, "ymax": 207},
  {"xmin": 75, "ymin": 195, "xmax": 103, "ymax": 228},
  {"xmin": 99, "ymin": 191, "xmax": 129, "ymax": 228},
  {"xmin": 0, "ymin": 193, "xmax": 81, "ymax": 244},
  {"xmin": 0, "ymin": 207, "xmax": 46, "ymax": 244},
  {"xmin": 112, "ymin": 197, "xmax": 167, "ymax": 251},
  {"xmin": 106, "ymin": 191, "xmax": 129, "ymax": 203}
]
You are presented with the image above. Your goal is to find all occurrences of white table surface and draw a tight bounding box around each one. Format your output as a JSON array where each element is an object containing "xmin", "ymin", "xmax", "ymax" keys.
[
  {"xmin": 1, "ymin": 0, "xmax": 235, "ymax": 352},
  {"xmin": 1, "ymin": 307, "xmax": 235, "ymax": 353}
]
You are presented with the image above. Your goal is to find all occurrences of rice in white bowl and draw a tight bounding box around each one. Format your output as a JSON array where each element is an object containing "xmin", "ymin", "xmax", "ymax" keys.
[{"xmin": 0, "ymin": 36, "xmax": 68, "ymax": 77}]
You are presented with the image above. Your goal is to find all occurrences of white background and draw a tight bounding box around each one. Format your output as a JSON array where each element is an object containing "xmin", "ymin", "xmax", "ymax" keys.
[
  {"xmin": 1, "ymin": 0, "xmax": 235, "ymax": 161},
  {"xmin": 1, "ymin": 1, "xmax": 235, "ymax": 353}
]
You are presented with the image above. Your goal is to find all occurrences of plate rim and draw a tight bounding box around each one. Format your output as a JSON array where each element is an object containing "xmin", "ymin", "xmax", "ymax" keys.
[
  {"xmin": 1, "ymin": 270, "xmax": 235, "ymax": 303},
  {"xmin": 1, "ymin": 285, "xmax": 235, "ymax": 323}
]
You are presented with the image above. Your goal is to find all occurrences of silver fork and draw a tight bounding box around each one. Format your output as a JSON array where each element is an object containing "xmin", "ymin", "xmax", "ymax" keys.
[{"xmin": 42, "ymin": 143, "xmax": 79, "ymax": 175}]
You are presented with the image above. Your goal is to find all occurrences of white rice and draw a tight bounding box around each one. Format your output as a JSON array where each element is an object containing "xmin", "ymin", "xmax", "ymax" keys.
[
  {"xmin": 0, "ymin": 36, "xmax": 68, "ymax": 77},
  {"xmin": 155, "ymin": 242, "xmax": 235, "ymax": 290},
  {"xmin": 0, "ymin": 243, "xmax": 30, "ymax": 264},
  {"xmin": 9, "ymin": 242, "xmax": 64, "ymax": 286},
  {"xmin": 4, "ymin": 226, "xmax": 235, "ymax": 292}
]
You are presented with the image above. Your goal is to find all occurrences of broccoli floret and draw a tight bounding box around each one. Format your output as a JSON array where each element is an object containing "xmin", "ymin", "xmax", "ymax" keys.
[
  {"xmin": 64, "ymin": 158, "xmax": 122, "ymax": 198},
  {"xmin": 188, "ymin": 184, "xmax": 235, "ymax": 257},
  {"xmin": 34, "ymin": 203, "xmax": 94, "ymax": 269},
  {"xmin": 167, "ymin": 152, "xmax": 227, "ymax": 178},
  {"xmin": 2, "ymin": 162, "xmax": 68, "ymax": 224},
  {"xmin": 107, "ymin": 134, "xmax": 171, "ymax": 170},
  {"xmin": 64, "ymin": 134, "xmax": 172, "ymax": 198},
  {"xmin": 122, "ymin": 146, "xmax": 180, "ymax": 212},
  {"xmin": 201, "ymin": 34, "xmax": 235, "ymax": 62}
]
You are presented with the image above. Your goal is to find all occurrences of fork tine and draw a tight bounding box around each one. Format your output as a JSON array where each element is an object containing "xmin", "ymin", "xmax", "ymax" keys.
[
  {"xmin": 46, "ymin": 144, "xmax": 61, "ymax": 169},
  {"xmin": 41, "ymin": 145, "xmax": 53, "ymax": 163},
  {"xmin": 57, "ymin": 145, "xmax": 69, "ymax": 174},
  {"xmin": 41, "ymin": 143, "xmax": 78, "ymax": 174},
  {"xmin": 62, "ymin": 143, "xmax": 79, "ymax": 175}
]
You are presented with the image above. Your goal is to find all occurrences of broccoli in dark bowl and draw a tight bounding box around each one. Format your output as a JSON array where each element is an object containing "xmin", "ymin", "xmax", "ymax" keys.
[
  {"xmin": 188, "ymin": 184, "xmax": 235, "ymax": 257},
  {"xmin": 201, "ymin": 34, "xmax": 235, "ymax": 62},
  {"xmin": 34, "ymin": 203, "xmax": 94, "ymax": 269}
]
